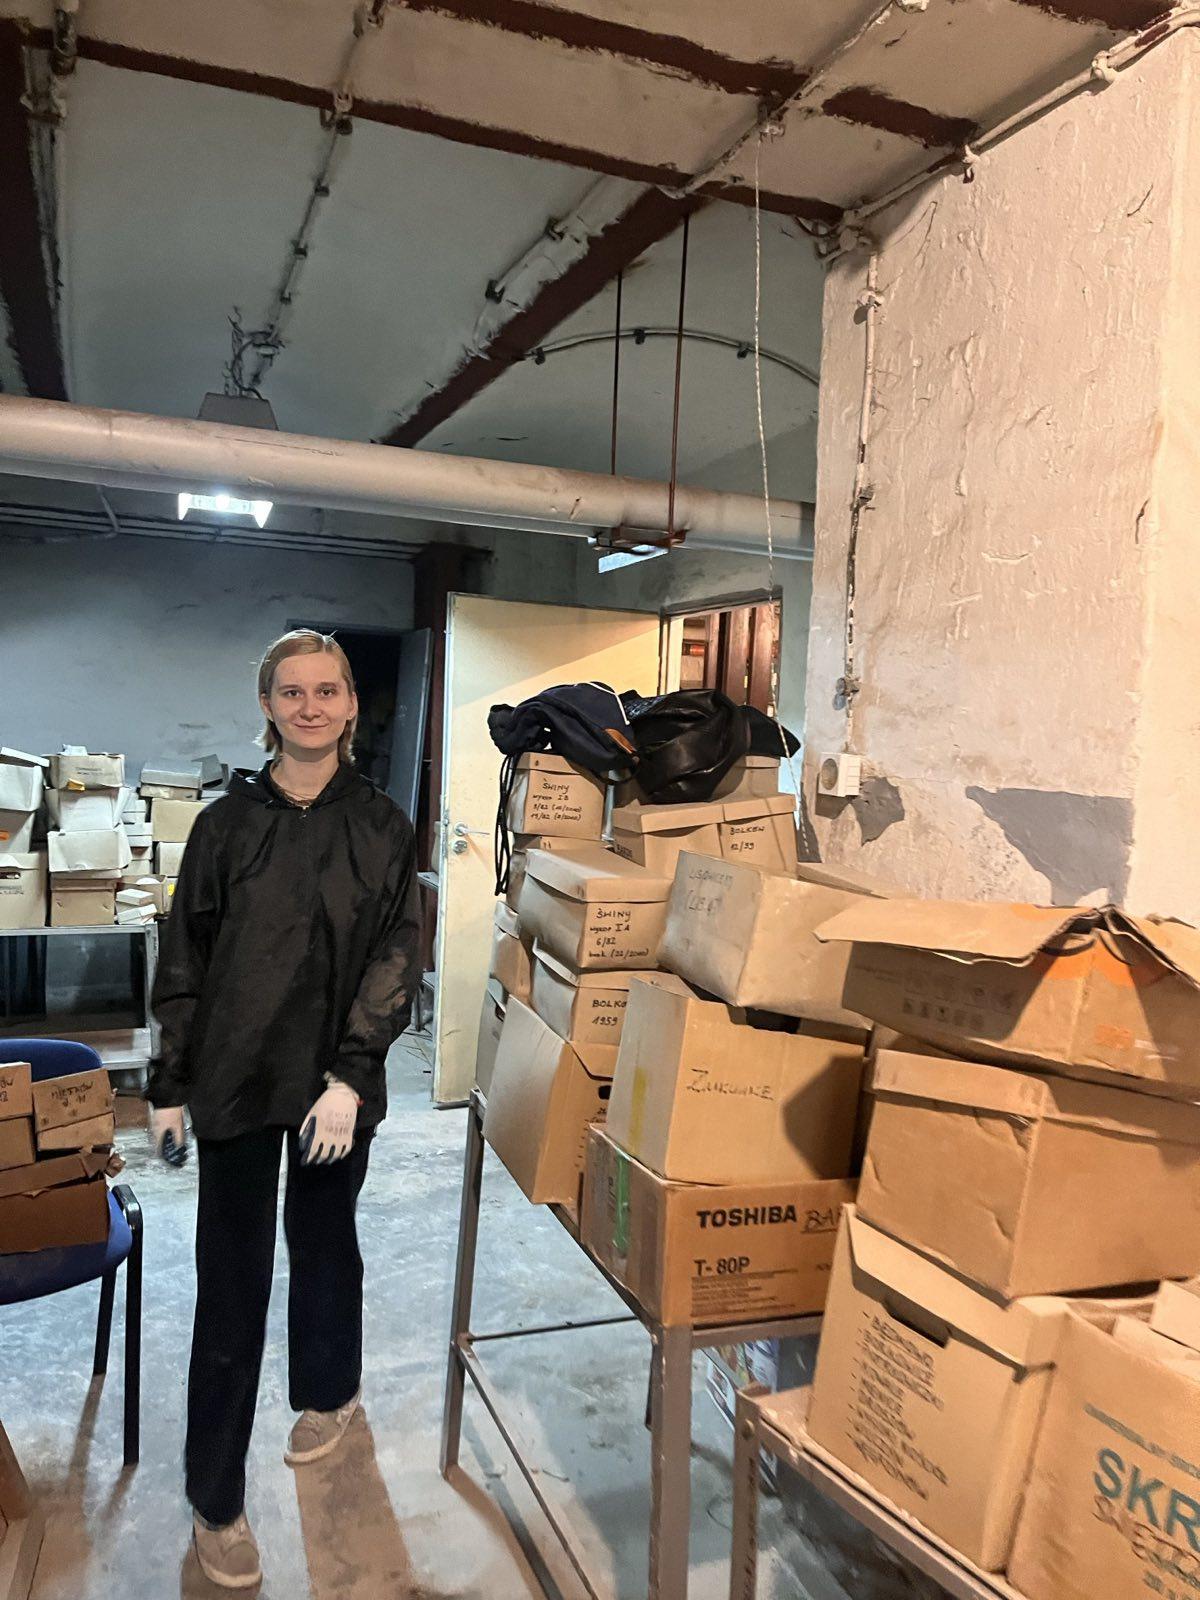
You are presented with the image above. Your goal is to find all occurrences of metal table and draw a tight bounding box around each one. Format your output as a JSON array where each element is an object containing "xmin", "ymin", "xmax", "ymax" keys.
[
  {"xmin": 440, "ymin": 1091, "xmax": 822, "ymax": 1600},
  {"xmin": 729, "ymin": 1386, "xmax": 1025, "ymax": 1600},
  {"xmin": 0, "ymin": 923, "xmax": 160, "ymax": 1073}
]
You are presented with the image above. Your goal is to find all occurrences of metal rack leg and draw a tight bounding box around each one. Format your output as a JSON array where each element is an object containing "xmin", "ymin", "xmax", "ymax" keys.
[
  {"xmin": 440, "ymin": 1096, "xmax": 485, "ymax": 1476},
  {"xmin": 729, "ymin": 1386, "xmax": 767, "ymax": 1600},
  {"xmin": 648, "ymin": 1322, "xmax": 693, "ymax": 1600}
]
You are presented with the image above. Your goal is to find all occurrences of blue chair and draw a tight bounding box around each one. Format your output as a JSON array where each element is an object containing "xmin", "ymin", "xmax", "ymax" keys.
[{"xmin": 0, "ymin": 1039, "xmax": 142, "ymax": 1466}]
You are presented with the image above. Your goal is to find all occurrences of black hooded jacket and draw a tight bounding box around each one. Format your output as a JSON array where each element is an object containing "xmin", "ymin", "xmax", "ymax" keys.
[{"xmin": 147, "ymin": 762, "xmax": 420, "ymax": 1141}]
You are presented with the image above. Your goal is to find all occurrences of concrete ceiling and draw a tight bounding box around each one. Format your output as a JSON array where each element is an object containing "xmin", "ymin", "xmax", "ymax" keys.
[{"xmin": 0, "ymin": 0, "xmax": 1168, "ymax": 532}]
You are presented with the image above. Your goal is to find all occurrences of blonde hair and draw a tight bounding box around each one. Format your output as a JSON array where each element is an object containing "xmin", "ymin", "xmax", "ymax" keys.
[{"xmin": 257, "ymin": 629, "xmax": 357, "ymax": 762}]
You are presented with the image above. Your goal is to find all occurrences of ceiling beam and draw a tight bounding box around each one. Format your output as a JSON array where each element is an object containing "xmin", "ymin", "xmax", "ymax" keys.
[
  {"xmin": 1008, "ymin": 0, "xmax": 1167, "ymax": 29},
  {"xmin": 0, "ymin": 20, "xmax": 66, "ymax": 400},
  {"xmin": 379, "ymin": 185, "xmax": 703, "ymax": 448},
  {"xmin": 392, "ymin": 0, "xmax": 809, "ymax": 98}
]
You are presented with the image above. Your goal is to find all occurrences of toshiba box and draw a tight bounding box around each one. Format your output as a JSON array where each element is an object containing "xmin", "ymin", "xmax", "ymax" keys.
[{"xmin": 582, "ymin": 1127, "xmax": 853, "ymax": 1326}]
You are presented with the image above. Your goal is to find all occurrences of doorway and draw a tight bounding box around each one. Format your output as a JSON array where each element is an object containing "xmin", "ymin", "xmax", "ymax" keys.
[{"xmin": 671, "ymin": 595, "xmax": 782, "ymax": 715}]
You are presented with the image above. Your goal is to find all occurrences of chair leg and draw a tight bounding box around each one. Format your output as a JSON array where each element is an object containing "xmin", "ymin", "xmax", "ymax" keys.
[
  {"xmin": 94, "ymin": 1268, "xmax": 117, "ymax": 1378},
  {"xmin": 114, "ymin": 1184, "xmax": 143, "ymax": 1468}
]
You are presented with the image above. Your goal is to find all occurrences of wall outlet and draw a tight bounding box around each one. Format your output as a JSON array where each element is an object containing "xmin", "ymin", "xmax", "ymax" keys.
[{"xmin": 818, "ymin": 752, "xmax": 862, "ymax": 799}]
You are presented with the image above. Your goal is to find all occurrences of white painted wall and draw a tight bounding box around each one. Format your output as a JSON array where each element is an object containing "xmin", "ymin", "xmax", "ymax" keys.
[
  {"xmin": 804, "ymin": 32, "xmax": 1198, "ymax": 913},
  {"xmin": 0, "ymin": 534, "xmax": 415, "ymax": 775}
]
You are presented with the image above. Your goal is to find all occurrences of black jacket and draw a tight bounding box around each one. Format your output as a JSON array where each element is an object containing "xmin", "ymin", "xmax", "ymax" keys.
[{"xmin": 147, "ymin": 762, "xmax": 420, "ymax": 1141}]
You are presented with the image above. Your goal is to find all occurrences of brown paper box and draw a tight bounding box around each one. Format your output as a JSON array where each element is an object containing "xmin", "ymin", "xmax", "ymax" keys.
[
  {"xmin": 475, "ymin": 979, "xmax": 506, "ymax": 1097},
  {"xmin": 818, "ymin": 898, "xmax": 1200, "ymax": 1097},
  {"xmin": 859, "ymin": 1049, "xmax": 1200, "ymax": 1297},
  {"xmin": 506, "ymin": 753, "xmax": 604, "ymax": 840},
  {"xmin": 0, "ymin": 1174, "xmax": 109, "ymax": 1252},
  {"xmin": 610, "ymin": 801, "xmax": 723, "ymax": 877},
  {"xmin": 659, "ymin": 853, "xmax": 894, "ymax": 1028},
  {"xmin": 0, "ymin": 1148, "xmax": 112, "ymax": 1200},
  {"xmin": 0, "ymin": 1062, "xmax": 32, "ymax": 1121},
  {"xmin": 717, "ymin": 795, "xmax": 798, "ymax": 872},
  {"xmin": 33, "ymin": 1069, "xmax": 114, "ymax": 1133},
  {"xmin": 808, "ymin": 1206, "xmax": 1098, "ymax": 1571},
  {"xmin": 0, "ymin": 1118, "xmax": 35, "ymax": 1171},
  {"xmin": 529, "ymin": 947, "xmax": 644, "ymax": 1046},
  {"xmin": 517, "ymin": 846, "xmax": 670, "ymax": 972},
  {"xmin": 606, "ymin": 975, "xmax": 864, "ymax": 1185},
  {"xmin": 37, "ymin": 1111, "xmax": 116, "ymax": 1153},
  {"xmin": 504, "ymin": 835, "xmax": 588, "ymax": 910},
  {"xmin": 489, "ymin": 903, "xmax": 532, "ymax": 1004},
  {"xmin": 151, "ymin": 797, "xmax": 207, "ymax": 844},
  {"xmin": 483, "ymin": 997, "xmax": 618, "ymax": 1206},
  {"xmin": 1150, "ymin": 1278, "xmax": 1200, "ymax": 1352},
  {"xmin": 1010, "ymin": 1311, "xmax": 1200, "ymax": 1600},
  {"xmin": 581, "ymin": 1127, "xmax": 855, "ymax": 1326},
  {"xmin": 49, "ymin": 881, "xmax": 116, "ymax": 926}
]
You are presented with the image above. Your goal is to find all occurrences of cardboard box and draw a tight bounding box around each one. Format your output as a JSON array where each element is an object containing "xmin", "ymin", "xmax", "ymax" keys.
[
  {"xmin": 0, "ymin": 1117, "xmax": 36, "ymax": 1171},
  {"xmin": 37, "ymin": 1112, "xmax": 116, "ymax": 1152},
  {"xmin": 506, "ymin": 752, "xmax": 605, "ymax": 840},
  {"xmin": 505, "ymin": 834, "xmax": 584, "ymax": 910},
  {"xmin": 607, "ymin": 975, "xmax": 864, "ymax": 1185},
  {"xmin": 47, "ymin": 750, "xmax": 125, "ymax": 790},
  {"xmin": 156, "ymin": 840, "xmax": 186, "ymax": 877},
  {"xmin": 489, "ymin": 902, "xmax": 532, "ymax": 1003},
  {"xmin": 48, "ymin": 827, "xmax": 132, "ymax": 874},
  {"xmin": 151, "ymin": 797, "xmax": 207, "ymax": 844},
  {"xmin": 859, "ymin": 1049, "xmax": 1200, "ymax": 1297},
  {"xmin": 49, "ymin": 880, "xmax": 117, "ymax": 927},
  {"xmin": 718, "ymin": 795, "xmax": 798, "ymax": 872},
  {"xmin": 0, "ymin": 1172, "xmax": 109, "ymax": 1252},
  {"xmin": 517, "ymin": 846, "xmax": 671, "ymax": 972},
  {"xmin": 33, "ymin": 1068, "xmax": 114, "ymax": 1143},
  {"xmin": 1150, "ymin": 1277, "xmax": 1200, "ymax": 1352},
  {"xmin": 809, "ymin": 1207, "xmax": 1087, "ymax": 1571},
  {"xmin": 0, "ymin": 809, "xmax": 35, "ymax": 851},
  {"xmin": 141, "ymin": 782, "xmax": 201, "ymax": 801},
  {"xmin": 483, "ymin": 997, "xmax": 619, "ymax": 1206},
  {"xmin": 142, "ymin": 762, "xmax": 202, "ymax": 790},
  {"xmin": 0, "ymin": 851, "xmax": 46, "ymax": 930},
  {"xmin": 582, "ymin": 1127, "xmax": 855, "ymax": 1325},
  {"xmin": 660, "ymin": 853, "xmax": 894, "ymax": 1029},
  {"xmin": 712, "ymin": 754, "xmax": 782, "ymax": 802},
  {"xmin": 1010, "ymin": 1311, "xmax": 1200, "ymax": 1600},
  {"xmin": 120, "ymin": 873, "xmax": 170, "ymax": 916},
  {"xmin": 0, "ymin": 1062, "xmax": 32, "ymax": 1121},
  {"xmin": 0, "ymin": 748, "xmax": 47, "ymax": 811},
  {"xmin": 610, "ymin": 801, "xmax": 722, "ymax": 877},
  {"xmin": 475, "ymin": 979, "xmax": 506, "ymax": 1097},
  {"xmin": 45, "ymin": 785, "xmax": 131, "ymax": 832},
  {"xmin": 818, "ymin": 898, "xmax": 1200, "ymax": 1097},
  {"xmin": 530, "ymin": 946, "xmax": 641, "ymax": 1045}
]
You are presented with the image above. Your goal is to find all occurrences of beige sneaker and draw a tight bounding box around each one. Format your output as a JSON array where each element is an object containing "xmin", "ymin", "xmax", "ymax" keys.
[
  {"xmin": 193, "ymin": 1511, "xmax": 262, "ymax": 1590},
  {"xmin": 285, "ymin": 1390, "xmax": 361, "ymax": 1466}
]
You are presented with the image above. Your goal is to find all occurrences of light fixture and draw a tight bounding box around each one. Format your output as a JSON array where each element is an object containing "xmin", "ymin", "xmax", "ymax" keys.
[
  {"xmin": 596, "ymin": 543, "xmax": 668, "ymax": 574},
  {"xmin": 177, "ymin": 491, "xmax": 273, "ymax": 528}
]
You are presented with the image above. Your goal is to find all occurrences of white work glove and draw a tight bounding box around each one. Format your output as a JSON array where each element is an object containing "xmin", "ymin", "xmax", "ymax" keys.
[
  {"xmin": 150, "ymin": 1105, "xmax": 189, "ymax": 1167},
  {"xmin": 299, "ymin": 1078, "xmax": 359, "ymax": 1165}
]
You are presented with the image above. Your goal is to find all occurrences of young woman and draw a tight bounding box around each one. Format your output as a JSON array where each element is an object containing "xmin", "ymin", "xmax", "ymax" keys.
[{"xmin": 147, "ymin": 629, "xmax": 420, "ymax": 1589}]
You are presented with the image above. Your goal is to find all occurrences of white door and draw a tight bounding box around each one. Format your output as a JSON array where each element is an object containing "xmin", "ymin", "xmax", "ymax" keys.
[{"xmin": 433, "ymin": 594, "xmax": 663, "ymax": 1104}]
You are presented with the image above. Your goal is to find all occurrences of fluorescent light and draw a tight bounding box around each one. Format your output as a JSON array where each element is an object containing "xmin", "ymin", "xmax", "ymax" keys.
[
  {"xmin": 597, "ymin": 544, "xmax": 667, "ymax": 574},
  {"xmin": 177, "ymin": 492, "xmax": 273, "ymax": 528}
]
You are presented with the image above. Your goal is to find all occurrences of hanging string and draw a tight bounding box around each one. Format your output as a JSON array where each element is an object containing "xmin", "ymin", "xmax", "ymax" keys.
[{"xmin": 610, "ymin": 270, "xmax": 623, "ymax": 477}]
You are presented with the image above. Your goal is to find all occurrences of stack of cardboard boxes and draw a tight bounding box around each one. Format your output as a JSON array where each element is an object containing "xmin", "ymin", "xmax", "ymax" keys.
[
  {"xmin": 0, "ymin": 1060, "xmax": 118, "ymax": 1252},
  {"xmin": 143, "ymin": 758, "xmax": 222, "ymax": 905},
  {"xmin": 0, "ymin": 749, "xmax": 49, "ymax": 931},
  {"xmin": 787, "ymin": 896, "xmax": 1200, "ymax": 1593},
  {"xmin": 45, "ymin": 749, "xmax": 133, "ymax": 927}
]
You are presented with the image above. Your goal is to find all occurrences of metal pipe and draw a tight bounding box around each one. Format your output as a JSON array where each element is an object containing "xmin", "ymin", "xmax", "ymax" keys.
[{"xmin": 0, "ymin": 395, "xmax": 812, "ymax": 549}]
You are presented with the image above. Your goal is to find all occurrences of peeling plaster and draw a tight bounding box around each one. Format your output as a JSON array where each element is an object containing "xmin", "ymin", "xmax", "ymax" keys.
[
  {"xmin": 853, "ymin": 776, "xmax": 906, "ymax": 844},
  {"xmin": 965, "ymin": 786, "xmax": 1133, "ymax": 904}
]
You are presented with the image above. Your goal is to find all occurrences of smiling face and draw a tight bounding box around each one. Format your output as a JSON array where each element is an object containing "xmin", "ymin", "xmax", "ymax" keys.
[{"xmin": 261, "ymin": 649, "xmax": 358, "ymax": 761}]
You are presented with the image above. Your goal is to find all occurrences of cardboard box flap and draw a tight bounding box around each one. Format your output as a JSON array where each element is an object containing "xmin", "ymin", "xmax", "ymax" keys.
[
  {"xmin": 871, "ymin": 1049, "xmax": 1200, "ymax": 1145},
  {"xmin": 845, "ymin": 1208, "xmax": 1065, "ymax": 1370},
  {"xmin": 0, "ymin": 748, "xmax": 47, "ymax": 768},
  {"xmin": 0, "ymin": 852, "xmax": 41, "ymax": 875},
  {"xmin": 721, "ymin": 794, "xmax": 797, "ymax": 822},
  {"xmin": 484, "ymin": 977, "xmax": 506, "ymax": 1010},
  {"xmin": 816, "ymin": 899, "xmax": 1087, "ymax": 961},
  {"xmin": 526, "ymin": 845, "xmax": 672, "ymax": 903},
  {"xmin": 0, "ymin": 1147, "xmax": 111, "ymax": 1200},
  {"xmin": 532, "ymin": 945, "xmax": 641, "ymax": 992},
  {"xmin": 1116, "ymin": 911, "xmax": 1200, "ymax": 990},
  {"xmin": 611, "ymin": 801, "xmax": 723, "ymax": 835},
  {"xmin": 794, "ymin": 861, "xmax": 899, "ymax": 898},
  {"xmin": 494, "ymin": 901, "xmax": 522, "ymax": 938}
]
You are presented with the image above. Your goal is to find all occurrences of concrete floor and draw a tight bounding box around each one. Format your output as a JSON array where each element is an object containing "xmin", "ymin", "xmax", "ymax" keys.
[{"xmin": 0, "ymin": 1037, "xmax": 851, "ymax": 1600}]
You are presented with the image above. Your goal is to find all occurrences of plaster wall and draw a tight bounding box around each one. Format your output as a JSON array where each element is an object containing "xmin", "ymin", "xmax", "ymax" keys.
[{"xmin": 804, "ymin": 33, "xmax": 1195, "ymax": 909}]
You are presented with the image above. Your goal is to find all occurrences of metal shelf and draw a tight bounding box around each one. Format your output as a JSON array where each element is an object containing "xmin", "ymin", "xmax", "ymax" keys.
[{"xmin": 0, "ymin": 924, "xmax": 158, "ymax": 939}]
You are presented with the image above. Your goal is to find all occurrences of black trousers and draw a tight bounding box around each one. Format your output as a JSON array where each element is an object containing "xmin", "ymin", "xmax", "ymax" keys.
[{"xmin": 185, "ymin": 1125, "xmax": 373, "ymax": 1526}]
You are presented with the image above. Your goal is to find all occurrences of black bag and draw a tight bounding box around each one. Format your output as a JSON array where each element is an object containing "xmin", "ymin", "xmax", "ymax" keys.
[
  {"xmin": 745, "ymin": 705, "xmax": 800, "ymax": 758},
  {"xmin": 488, "ymin": 682, "xmax": 636, "ymax": 893},
  {"xmin": 621, "ymin": 689, "xmax": 750, "ymax": 805}
]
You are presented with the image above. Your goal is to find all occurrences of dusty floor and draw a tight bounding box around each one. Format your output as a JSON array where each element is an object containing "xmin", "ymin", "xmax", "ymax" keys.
[{"xmin": 0, "ymin": 1036, "xmax": 848, "ymax": 1600}]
